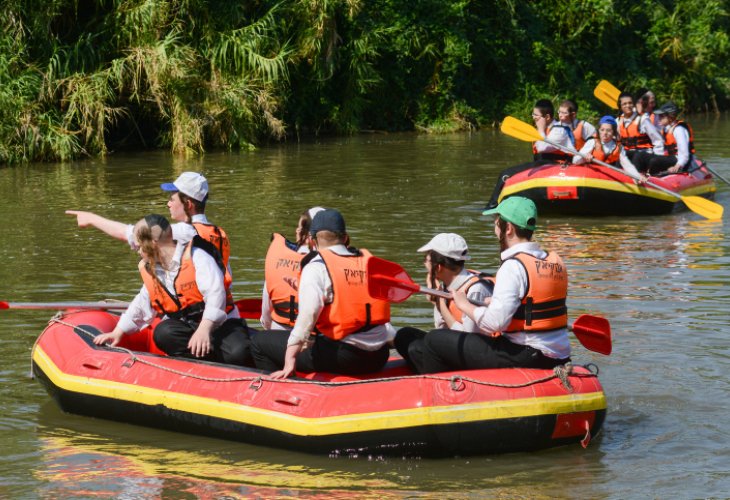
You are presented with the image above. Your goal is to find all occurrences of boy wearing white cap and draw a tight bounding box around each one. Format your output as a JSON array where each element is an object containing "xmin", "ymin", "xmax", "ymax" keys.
[
  {"xmin": 394, "ymin": 233, "xmax": 493, "ymax": 373},
  {"xmin": 419, "ymin": 197, "xmax": 571, "ymax": 373}
]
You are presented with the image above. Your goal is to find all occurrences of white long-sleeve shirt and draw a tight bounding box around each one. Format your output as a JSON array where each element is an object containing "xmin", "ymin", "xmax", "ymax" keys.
[
  {"xmin": 287, "ymin": 245, "xmax": 396, "ymax": 350},
  {"xmin": 472, "ymin": 242, "xmax": 571, "ymax": 359},
  {"xmin": 574, "ymin": 138, "xmax": 643, "ymax": 179},
  {"xmin": 534, "ymin": 122, "xmax": 573, "ymax": 153},
  {"xmin": 434, "ymin": 269, "xmax": 492, "ymax": 332},
  {"xmin": 117, "ymin": 242, "xmax": 236, "ymax": 334}
]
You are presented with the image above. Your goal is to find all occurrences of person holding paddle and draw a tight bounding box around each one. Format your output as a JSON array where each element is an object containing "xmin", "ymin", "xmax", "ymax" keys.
[
  {"xmin": 486, "ymin": 99, "xmax": 573, "ymax": 209},
  {"xmin": 616, "ymin": 92, "xmax": 664, "ymax": 171},
  {"xmin": 251, "ymin": 209, "xmax": 396, "ymax": 379},
  {"xmin": 418, "ymin": 197, "xmax": 571, "ymax": 373},
  {"xmin": 93, "ymin": 214, "xmax": 253, "ymax": 366},
  {"xmin": 573, "ymin": 115, "xmax": 646, "ymax": 182},
  {"xmin": 393, "ymin": 233, "xmax": 493, "ymax": 373}
]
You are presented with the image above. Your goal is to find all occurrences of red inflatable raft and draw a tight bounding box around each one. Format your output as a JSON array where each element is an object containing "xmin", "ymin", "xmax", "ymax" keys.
[
  {"xmin": 498, "ymin": 158, "xmax": 716, "ymax": 216},
  {"xmin": 32, "ymin": 309, "xmax": 607, "ymax": 456}
]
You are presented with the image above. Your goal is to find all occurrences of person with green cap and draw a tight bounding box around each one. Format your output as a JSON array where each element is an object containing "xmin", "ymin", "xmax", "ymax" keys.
[{"xmin": 418, "ymin": 196, "xmax": 571, "ymax": 373}]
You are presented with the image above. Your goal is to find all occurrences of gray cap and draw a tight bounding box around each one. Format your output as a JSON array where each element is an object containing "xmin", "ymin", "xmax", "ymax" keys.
[{"xmin": 654, "ymin": 102, "xmax": 679, "ymax": 116}]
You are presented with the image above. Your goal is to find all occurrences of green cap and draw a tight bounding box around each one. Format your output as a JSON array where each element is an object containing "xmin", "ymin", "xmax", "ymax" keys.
[{"xmin": 482, "ymin": 196, "xmax": 537, "ymax": 230}]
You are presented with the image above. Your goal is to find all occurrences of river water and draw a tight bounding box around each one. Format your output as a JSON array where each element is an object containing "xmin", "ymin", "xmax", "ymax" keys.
[{"xmin": 1, "ymin": 115, "xmax": 729, "ymax": 498}]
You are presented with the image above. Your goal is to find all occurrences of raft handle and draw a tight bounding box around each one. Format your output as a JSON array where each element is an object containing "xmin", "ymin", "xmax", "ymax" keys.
[{"xmin": 274, "ymin": 396, "xmax": 301, "ymax": 406}]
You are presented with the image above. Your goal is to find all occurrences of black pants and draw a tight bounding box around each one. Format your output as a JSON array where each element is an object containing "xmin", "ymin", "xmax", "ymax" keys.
[
  {"xmin": 393, "ymin": 327, "xmax": 428, "ymax": 373},
  {"xmin": 486, "ymin": 161, "xmax": 549, "ymax": 209},
  {"xmin": 419, "ymin": 328, "xmax": 569, "ymax": 374},
  {"xmin": 153, "ymin": 317, "xmax": 254, "ymax": 366},
  {"xmin": 646, "ymin": 155, "xmax": 679, "ymax": 175},
  {"xmin": 251, "ymin": 330, "xmax": 390, "ymax": 375},
  {"xmin": 627, "ymin": 150, "xmax": 656, "ymax": 172}
]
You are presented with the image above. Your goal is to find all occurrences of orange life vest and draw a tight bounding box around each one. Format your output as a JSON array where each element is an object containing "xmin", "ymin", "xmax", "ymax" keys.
[
  {"xmin": 663, "ymin": 121, "xmax": 695, "ymax": 157},
  {"xmin": 192, "ymin": 221, "xmax": 233, "ymax": 310},
  {"xmin": 592, "ymin": 140, "xmax": 621, "ymax": 165},
  {"xmin": 446, "ymin": 272, "xmax": 495, "ymax": 323},
  {"xmin": 310, "ymin": 248, "xmax": 391, "ymax": 340},
  {"xmin": 264, "ymin": 233, "xmax": 305, "ymax": 327},
  {"xmin": 504, "ymin": 252, "xmax": 568, "ymax": 333},
  {"xmin": 573, "ymin": 120, "xmax": 594, "ymax": 151},
  {"xmin": 618, "ymin": 115, "xmax": 653, "ymax": 150},
  {"xmin": 139, "ymin": 236, "xmax": 229, "ymax": 321},
  {"xmin": 532, "ymin": 123, "xmax": 572, "ymax": 162}
]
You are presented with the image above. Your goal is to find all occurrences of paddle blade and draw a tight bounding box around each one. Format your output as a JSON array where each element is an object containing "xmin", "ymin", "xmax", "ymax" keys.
[
  {"xmin": 500, "ymin": 116, "xmax": 542, "ymax": 142},
  {"xmin": 593, "ymin": 80, "xmax": 620, "ymax": 109},
  {"xmin": 235, "ymin": 298, "xmax": 263, "ymax": 320},
  {"xmin": 682, "ymin": 195, "xmax": 724, "ymax": 220},
  {"xmin": 367, "ymin": 256, "xmax": 418, "ymax": 303},
  {"xmin": 570, "ymin": 314, "xmax": 612, "ymax": 355}
]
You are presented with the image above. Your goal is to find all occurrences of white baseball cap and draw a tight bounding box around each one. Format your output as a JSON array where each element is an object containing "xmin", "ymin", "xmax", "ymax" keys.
[
  {"xmin": 417, "ymin": 233, "xmax": 471, "ymax": 261},
  {"xmin": 160, "ymin": 172, "xmax": 209, "ymax": 202}
]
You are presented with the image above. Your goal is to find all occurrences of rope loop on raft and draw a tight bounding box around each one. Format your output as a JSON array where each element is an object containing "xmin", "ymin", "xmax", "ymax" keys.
[{"xmin": 54, "ymin": 318, "xmax": 597, "ymax": 390}]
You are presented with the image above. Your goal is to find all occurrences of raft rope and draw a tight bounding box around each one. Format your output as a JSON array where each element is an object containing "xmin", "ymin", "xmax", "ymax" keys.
[{"xmin": 47, "ymin": 316, "xmax": 598, "ymax": 392}]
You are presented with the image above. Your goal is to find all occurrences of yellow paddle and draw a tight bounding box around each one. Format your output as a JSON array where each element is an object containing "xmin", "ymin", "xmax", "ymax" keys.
[
  {"xmin": 499, "ymin": 116, "xmax": 724, "ymax": 220},
  {"xmin": 593, "ymin": 80, "xmax": 621, "ymax": 109}
]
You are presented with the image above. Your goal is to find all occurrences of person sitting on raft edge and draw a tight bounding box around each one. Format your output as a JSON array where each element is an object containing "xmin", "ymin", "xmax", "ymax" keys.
[
  {"xmin": 394, "ymin": 233, "xmax": 494, "ymax": 374},
  {"xmin": 251, "ymin": 208, "xmax": 396, "ymax": 379},
  {"xmin": 485, "ymin": 99, "xmax": 574, "ymax": 210},
  {"xmin": 417, "ymin": 197, "xmax": 572, "ymax": 373},
  {"xmin": 260, "ymin": 206, "xmax": 325, "ymax": 330},
  {"xmin": 93, "ymin": 214, "xmax": 253, "ymax": 366}
]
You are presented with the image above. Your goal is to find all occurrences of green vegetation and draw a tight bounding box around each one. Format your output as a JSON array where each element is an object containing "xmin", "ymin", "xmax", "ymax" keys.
[{"xmin": 2, "ymin": 0, "xmax": 729, "ymax": 164}]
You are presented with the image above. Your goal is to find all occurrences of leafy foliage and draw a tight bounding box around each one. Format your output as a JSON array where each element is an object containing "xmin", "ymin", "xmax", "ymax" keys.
[{"xmin": 1, "ymin": 0, "xmax": 729, "ymax": 164}]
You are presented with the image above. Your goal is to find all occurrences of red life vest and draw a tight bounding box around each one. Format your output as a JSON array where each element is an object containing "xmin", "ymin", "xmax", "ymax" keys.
[
  {"xmin": 192, "ymin": 222, "xmax": 233, "ymax": 311},
  {"xmin": 504, "ymin": 252, "xmax": 568, "ymax": 333},
  {"xmin": 592, "ymin": 140, "xmax": 621, "ymax": 165},
  {"xmin": 618, "ymin": 115, "xmax": 653, "ymax": 150},
  {"xmin": 311, "ymin": 248, "xmax": 391, "ymax": 340},
  {"xmin": 139, "ymin": 237, "xmax": 225, "ymax": 321},
  {"xmin": 264, "ymin": 233, "xmax": 305, "ymax": 327},
  {"xmin": 663, "ymin": 121, "xmax": 695, "ymax": 156},
  {"xmin": 446, "ymin": 272, "xmax": 495, "ymax": 323}
]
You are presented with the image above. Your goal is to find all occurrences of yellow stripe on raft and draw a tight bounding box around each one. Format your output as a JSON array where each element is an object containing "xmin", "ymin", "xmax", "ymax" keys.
[
  {"xmin": 33, "ymin": 346, "xmax": 606, "ymax": 437},
  {"xmin": 500, "ymin": 175, "xmax": 715, "ymax": 201}
]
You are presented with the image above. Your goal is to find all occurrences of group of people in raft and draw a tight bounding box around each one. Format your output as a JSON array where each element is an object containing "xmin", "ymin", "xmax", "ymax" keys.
[
  {"xmin": 487, "ymin": 90, "xmax": 698, "ymax": 208},
  {"xmin": 67, "ymin": 171, "xmax": 571, "ymax": 379}
]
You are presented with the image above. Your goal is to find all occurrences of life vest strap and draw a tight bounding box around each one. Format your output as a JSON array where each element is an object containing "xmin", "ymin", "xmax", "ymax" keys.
[
  {"xmin": 513, "ymin": 298, "xmax": 567, "ymax": 324},
  {"xmin": 165, "ymin": 301, "xmax": 206, "ymax": 324}
]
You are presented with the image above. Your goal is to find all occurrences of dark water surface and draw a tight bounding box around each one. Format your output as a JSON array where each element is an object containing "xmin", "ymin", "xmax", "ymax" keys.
[{"xmin": 1, "ymin": 116, "xmax": 729, "ymax": 498}]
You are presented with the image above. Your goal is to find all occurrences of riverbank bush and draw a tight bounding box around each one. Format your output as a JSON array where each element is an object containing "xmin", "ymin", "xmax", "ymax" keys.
[{"xmin": 1, "ymin": 0, "xmax": 729, "ymax": 164}]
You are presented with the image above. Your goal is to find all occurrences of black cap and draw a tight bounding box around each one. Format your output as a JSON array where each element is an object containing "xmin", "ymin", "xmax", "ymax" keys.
[
  {"xmin": 654, "ymin": 101, "xmax": 679, "ymax": 116},
  {"xmin": 310, "ymin": 209, "xmax": 346, "ymax": 235}
]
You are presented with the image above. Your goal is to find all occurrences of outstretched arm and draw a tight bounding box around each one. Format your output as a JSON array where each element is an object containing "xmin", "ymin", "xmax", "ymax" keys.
[{"xmin": 65, "ymin": 210, "xmax": 129, "ymax": 241}]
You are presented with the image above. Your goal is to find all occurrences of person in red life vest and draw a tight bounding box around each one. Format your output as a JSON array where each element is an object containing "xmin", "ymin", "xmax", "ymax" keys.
[
  {"xmin": 418, "ymin": 197, "xmax": 571, "ymax": 373},
  {"xmin": 93, "ymin": 214, "xmax": 252, "ymax": 365},
  {"xmin": 557, "ymin": 99, "xmax": 597, "ymax": 151},
  {"xmin": 616, "ymin": 92, "xmax": 664, "ymax": 172},
  {"xmin": 393, "ymin": 233, "xmax": 494, "ymax": 373},
  {"xmin": 260, "ymin": 206, "xmax": 325, "ymax": 330},
  {"xmin": 251, "ymin": 209, "xmax": 396, "ymax": 379},
  {"xmin": 485, "ymin": 99, "xmax": 574, "ymax": 209},
  {"xmin": 573, "ymin": 115, "xmax": 646, "ymax": 182},
  {"xmin": 646, "ymin": 102, "xmax": 696, "ymax": 175}
]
